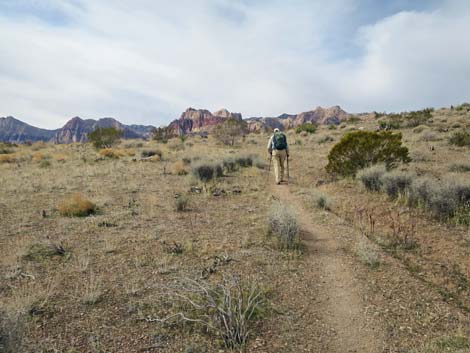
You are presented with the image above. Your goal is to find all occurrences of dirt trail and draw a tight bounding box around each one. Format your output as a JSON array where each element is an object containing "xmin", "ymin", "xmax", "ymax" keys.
[{"xmin": 272, "ymin": 184, "xmax": 385, "ymax": 353}]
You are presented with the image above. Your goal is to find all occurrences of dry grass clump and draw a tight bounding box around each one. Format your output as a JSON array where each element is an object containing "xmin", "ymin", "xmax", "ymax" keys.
[
  {"xmin": 357, "ymin": 165, "xmax": 386, "ymax": 192},
  {"xmin": 267, "ymin": 203, "xmax": 300, "ymax": 249},
  {"xmin": 52, "ymin": 154, "xmax": 67, "ymax": 163},
  {"xmin": 0, "ymin": 153, "xmax": 17, "ymax": 163},
  {"xmin": 171, "ymin": 160, "xmax": 190, "ymax": 175},
  {"xmin": 58, "ymin": 193, "xmax": 96, "ymax": 217},
  {"xmin": 99, "ymin": 148, "xmax": 124, "ymax": 159},
  {"xmin": 168, "ymin": 140, "xmax": 185, "ymax": 151},
  {"xmin": 222, "ymin": 157, "xmax": 238, "ymax": 173},
  {"xmin": 31, "ymin": 141, "xmax": 47, "ymax": 151},
  {"xmin": 155, "ymin": 277, "xmax": 266, "ymax": 349},
  {"xmin": 175, "ymin": 195, "xmax": 189, "ymax": 211},
  {"xmin": 32, "ymin": 152, "xmax": 49, "ymax": 162},
  {"xmin": 80, "ymin": 273, "xmax": 103, "ymax": 305},
  {"xmin": 307, "ymin": 190, "xmax": 332, "ymax": 210},
  {"xmin": 355, "ymin": 239, "xmax": 381, "ymax": 268}
]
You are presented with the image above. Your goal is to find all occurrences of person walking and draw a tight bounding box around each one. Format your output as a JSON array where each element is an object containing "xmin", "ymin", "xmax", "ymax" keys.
[{"xmin": 267, "ymin": 128, "xmax": 289, "ymax": 184}]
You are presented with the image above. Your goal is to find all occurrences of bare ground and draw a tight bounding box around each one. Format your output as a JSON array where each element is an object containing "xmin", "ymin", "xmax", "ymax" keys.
[{"xmin": 271, "ymin": 183, "xmax": 385, "ymax": 353}]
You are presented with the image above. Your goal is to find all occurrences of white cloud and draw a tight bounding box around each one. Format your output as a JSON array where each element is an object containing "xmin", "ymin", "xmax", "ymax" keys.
[{"xmin": 0, "ymin": 0, "xmax": 469, "ymax": 128}]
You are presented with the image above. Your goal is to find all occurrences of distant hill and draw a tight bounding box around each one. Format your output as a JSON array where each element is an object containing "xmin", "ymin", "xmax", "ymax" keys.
[
  {"xmin": 245, "ymin": 106, "xmax": 350, "ymax": 133},
  {"xmin": 0, "ymin": 116, "xmax": 155, "ymax": 144},
  {"xmin": 0, "ymin": 105, "xmax": 351, "ymax": 143},
  {"xmin": 54, "ymin": 117, "xmax": 155, "ymax": 144},
  {"xmin": 0, "ymin": 116, "xmax": 58, "ymax": 143},
  {"xmin": 167, "ymin": 108, "xmax": 243, "ymax": 135}
]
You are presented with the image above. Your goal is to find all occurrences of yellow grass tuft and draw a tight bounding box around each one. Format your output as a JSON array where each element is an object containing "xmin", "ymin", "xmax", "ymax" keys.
[
  {"xmin": 99, "ymin": 148, "xmax": 125, "ymax": 158},
  {"xmin": 58, "ymin": 193, "xmax": 96, "ymax": 217},
  {"xmin": 0, "ymin": 153, "xmax": 17, "ymax": 163},
  {"xmin": 171, "ymin": 160, "xmax": 189, "ymax": 175}
]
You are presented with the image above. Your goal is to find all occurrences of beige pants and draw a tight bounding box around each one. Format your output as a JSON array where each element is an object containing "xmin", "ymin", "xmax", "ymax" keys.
[{"xmin": 272, "ymin": 149, "xmax": 287, "ymax": 183}]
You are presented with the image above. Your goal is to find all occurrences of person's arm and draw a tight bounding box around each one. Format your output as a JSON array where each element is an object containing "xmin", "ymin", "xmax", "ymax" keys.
[{"xmin": 267, "ymin": 136, "xmax": 273, "ymax": 154}]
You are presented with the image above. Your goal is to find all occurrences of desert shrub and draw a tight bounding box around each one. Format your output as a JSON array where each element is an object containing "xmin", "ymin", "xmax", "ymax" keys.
[
  {"xmin": 412, "ymin": 125, "xmax": 429, "ymax": 134},
  {"xmin": 0, "ymin": 147, "xmax": 13, "ymax": 154},
  {"xmin": 455, "ymin": 102, "xmax": 470, "ymax": 112},
  {"xmin": 379, "ymin": 119, "xmax": 401, "ymax": 130},
  {"xmin": 39, "ymin": 160, "xmax": 51, "ymax": 168},
  {"xmin": 326, "ymin": 131, "xmax": 411, "ymax": 177},
  {"xmin": 141, "ymin": 149, "xmax": 162, "ymax": 158},
  {"xmin": 407, "ymin": 176, "xmax": 439, "ymax": 207},
  {"xmin": 267, "ymin": 203, "xmax": 300, "ymax": 249},
  {"xmin": 312, "ymin": 191, "xmax": 332, "ymax": 210},
  {"xmin": 192, "ymin": 162, "xmax": 223, "ymax": 183},
  {"xmin": 346, "ymin": 116, "xmax": 361, "ymax": 124},
  {"xmin": 99, "ymin": 148, "xmax": 122, "ymax": 159},
  {"xmin": 216, "ymin": 163, "xmax": 224, "ymax": 177},
  {"xmin": 409, "ymin": 150, "xmax": 431, "ymax": 162},
  {"xmin": 171, "ymin": 160, "xmax": 189, "ymax": 175},
  {"xmin": 253, "ymin": 156, "xmax": 267, "ymax": 169},
  {"xmin": 222, "ymin": 158, "xmax": 238, "ymax": 173},
  {"xmin": 355, "ymin": 240, "xmax": 380, "ymax": 268},
  {"xmin": 23, "ymin": 242, "xmax": 67, "ymax": 262},
  {"xmin": 175, "ymin": 195, "xmax": 189, "ymax": 211},
  {"xmin": 152, "ymin": 126, "xmax": 172, "ymax": 143},
  {"xmin": 295, "ymin": 123, "xmax": 317, "ymax": 134},
  {"xmin": 88, "ymin": 127, "xmax": 123, "ymax": 149},
  {"xmin": 213, "ymin": 118, "xmax": 248, "ymax": 146},
  {"xmin": 31, "ymin": 141, "xmax": 47, "ymax": 151},
  {"xmin": 158, "ymin": 277, "xmax": 266, "ymax": 349},
  {"xmin": 0, "ymin": 310, "xmax": 25, "ymax": 353},
  {"xmin": 449, "ymin": 130, "xmax": 470, "ymax": 147},
  {"xmin": 168, "ymin": 140, "xmax": 185, "ymax": 151},
  {"xmin": 381, "ymin": 171, "xmax": 415, "ymax": 199},
  {"xmin": 317, "ymin": 135, "xmax": 334, "ymax": 144},
  {"xmin": 328, "ymin": 124, "xmax": 337, "ymax": 130},
  {"xmin": 404, "ymin": 108, "xmax": 433, "ymax": 127},
  {"xmin": 406, "ymin": 176, "xmax": 470, "ymax": 222},
  {"xmin": 420, "ymin": 131, "xmax": 440, "ymax": 142},
  {"xmin": 236, "ymin": 155, "xmax": 254, "ymax": 168},
  {"xmin": 449, "ymin": 163, "xmax": 470, "ymax": 172},
  {"xmin": 357, "ymin": 165, "xmax": 387, "ymax": 192},
  {"xmin": 58, "ymin": 193, "xmax": 96, "ymax": 217}
]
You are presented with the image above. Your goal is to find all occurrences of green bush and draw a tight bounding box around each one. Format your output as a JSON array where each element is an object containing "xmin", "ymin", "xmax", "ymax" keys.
[
  {"xmin": 379, "ymin": 119, "xmax": 401, "ymax": 130},
  {"xmin": 222, "ymin": 158, "xmax": 238, "ymax": 173},
  {"xmin": 175, "ymin": 195, "xmax": 189, "ymax": 212},
  {"xmin": 325, "ymin": 131, "xmax": 411, "ymax": 177},
  {"xmin": 87, "ymin": 127, "xmax": 123, "ymax": 149},
  {"xmin": 357, "ymin": 165, "xmax": 387, "ymax": 192},
  {"xmin": 295, "ymin": 123, "xmax": 317, "ymax": 134},
  {"xmin": 235, "ymin": 155, "xmax": 253, "ymax": 168},
  {"xmin": 404, "ymin": 108, "xmax": 433, "ymax": 127},
  {"xmin": 449, "ymin": 130, "xmax": 470, "ymax": 147}
]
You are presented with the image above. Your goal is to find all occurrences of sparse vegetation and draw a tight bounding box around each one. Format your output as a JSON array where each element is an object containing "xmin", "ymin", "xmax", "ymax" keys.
[
  {"xmin": 381, "ymin": 171, "xmax": 415, "ymax": 199},
  {"xmin": 355, "ymin": 239, "xmax": 381, "ymax": 268},
  {"xmin": 58, "ymin": 193, "xmax": 96, "ymax": 217},
  {"xmin": 171, "ymin": 160, "xmax": 189, "ymax": 175},
  {"xmin": 449, "ymin": 163, "xmax": 470, "ymax": 172},
  {"xmin": 141, "ymin": 149, "xmax": 162, "ymax": 158}
]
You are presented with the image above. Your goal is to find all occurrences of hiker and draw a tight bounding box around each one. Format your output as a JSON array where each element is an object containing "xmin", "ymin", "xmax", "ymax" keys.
[{"xmin": 267, "ymin": 128, "xmax": 289, "ymax": 184}]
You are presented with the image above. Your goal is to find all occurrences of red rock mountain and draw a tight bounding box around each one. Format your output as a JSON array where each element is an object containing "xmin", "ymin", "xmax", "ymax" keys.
[
  {"xmin": 168, "ymin": 108, "xmax": 243, "ymax": 135},
  {"xmin": 245, "ymin": 106, "xmax": 350, "ymax": 132}
]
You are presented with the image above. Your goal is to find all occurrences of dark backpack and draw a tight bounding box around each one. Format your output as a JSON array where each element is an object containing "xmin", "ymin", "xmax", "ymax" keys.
[{"xmin": 273, "ymin": 132, "xmax": 287, "ymax": 150}]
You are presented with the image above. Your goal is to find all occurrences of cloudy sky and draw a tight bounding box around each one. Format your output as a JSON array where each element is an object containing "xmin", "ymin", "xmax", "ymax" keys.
[{"xmin": 1, "ymin": 0, "xmax": 469, "ymax": 128}]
